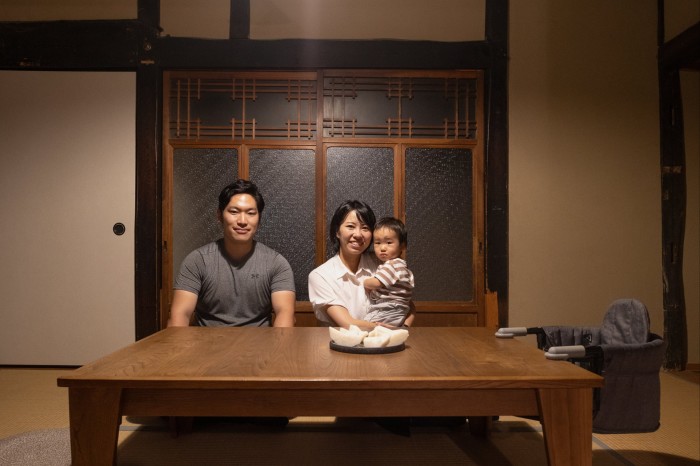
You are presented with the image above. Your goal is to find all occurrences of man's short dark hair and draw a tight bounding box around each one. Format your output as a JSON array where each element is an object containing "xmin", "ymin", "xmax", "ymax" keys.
[
  {"xmin": 218, "ymin": 179, "xmax": 265, "ymax": 214},
  {"xmin": 329, "ymin": 200, "xmax": 376, "ymax": 254},
  {"xmin": 375, "ymin": 217, "xmax": 408, "ymax": 246}
]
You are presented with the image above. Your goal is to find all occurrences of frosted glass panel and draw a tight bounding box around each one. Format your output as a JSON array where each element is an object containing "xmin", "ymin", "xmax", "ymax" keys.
[
  {"xmin": 250, "ymin": 149, "xmax": 315, "ymax": 301},
  {"xmin": 173, "ymin": 148, "xmax": 238, "ymax": 275},
  {"xmin": 406, "ymin": 148, "xmax": 473, "ymax": 301},
  {"xmin": 326, "ymin": 146, "xmax": 394, "ymax": 257}
]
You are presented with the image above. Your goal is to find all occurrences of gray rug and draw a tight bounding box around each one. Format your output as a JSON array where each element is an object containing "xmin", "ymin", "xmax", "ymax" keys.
[{"xmin": 0, "ymin": 428, "xmax": 71, "ymax": 466}]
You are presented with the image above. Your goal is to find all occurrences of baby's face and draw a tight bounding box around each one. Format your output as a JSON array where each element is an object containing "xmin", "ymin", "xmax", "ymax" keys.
[{"xmin": 373, "ymin": 227, "xmax": 403, "ymax": 262}]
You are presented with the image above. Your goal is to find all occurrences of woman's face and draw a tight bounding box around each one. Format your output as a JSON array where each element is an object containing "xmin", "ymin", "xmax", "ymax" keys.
[{"xmin": 336, "ymin": 210, "xmax": 372, "ymax": 257}]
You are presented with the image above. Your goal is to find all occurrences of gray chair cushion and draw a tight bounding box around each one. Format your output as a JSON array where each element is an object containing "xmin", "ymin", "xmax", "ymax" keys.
[{"xmin": 600, "ymin": 298, "xmax": 650, "ymax": 345}]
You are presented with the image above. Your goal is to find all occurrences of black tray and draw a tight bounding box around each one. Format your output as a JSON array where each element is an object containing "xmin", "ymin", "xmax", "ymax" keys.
[{"xmin": 329, "ymin": 341, "xmax": 406, "ymax": 354}]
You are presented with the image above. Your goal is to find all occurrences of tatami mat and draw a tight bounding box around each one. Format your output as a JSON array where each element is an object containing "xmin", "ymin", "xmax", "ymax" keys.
[{"xmin": 1, "ymin": 368, "xmax": 698, "ymax": 465}]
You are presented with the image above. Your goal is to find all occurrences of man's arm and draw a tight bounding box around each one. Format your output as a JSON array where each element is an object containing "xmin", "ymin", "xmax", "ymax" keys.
[
  {"xmin": 167, "ymin": 289, "xmax": 198, "ymax": 327},
  {"xmin": 271, "ymin": 290, "xmax": 296, "ymax": 327}
]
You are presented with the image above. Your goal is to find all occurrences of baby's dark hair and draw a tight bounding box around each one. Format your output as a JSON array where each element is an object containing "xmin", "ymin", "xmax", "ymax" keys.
[{"xmin": 375, "ymin": 217, "xmax": 407, "ymax": 246}]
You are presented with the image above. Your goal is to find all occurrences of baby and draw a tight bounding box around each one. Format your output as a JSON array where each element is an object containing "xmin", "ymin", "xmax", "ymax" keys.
[{"xmin": 363, "ymin": 217, "xmax": 415, "ymax": 327}]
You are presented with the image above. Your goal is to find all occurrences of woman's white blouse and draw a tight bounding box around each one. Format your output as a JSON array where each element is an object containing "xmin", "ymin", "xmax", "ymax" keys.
[{"xmin": 308, "ymin": 253, "xmax": 379, "ymax": 325}]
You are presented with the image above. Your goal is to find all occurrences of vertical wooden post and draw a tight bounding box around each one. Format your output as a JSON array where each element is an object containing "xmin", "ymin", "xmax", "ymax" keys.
[
  {"xmin": 135, "ymin": 0, "xmax": 163, "ymax": 338},
  {"xmin": 230, "ymin": 0, "xmax": 251, "ymax": 40},
  {"xmin": 485, "ymin": 0, "xmax": 509, "ymax": 326},
  {"xmin": 658, "ymin": 66, "xmax": 688, "ymax": 370},
  {"xmin": 657, "ymin": 1, "xmax": 688, "ymax": 370}
]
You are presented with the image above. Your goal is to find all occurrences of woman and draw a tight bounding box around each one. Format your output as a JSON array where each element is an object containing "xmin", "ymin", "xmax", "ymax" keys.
[{"xmin": 308, "ymin": 200, "xmax": 415, "ymax": 328}]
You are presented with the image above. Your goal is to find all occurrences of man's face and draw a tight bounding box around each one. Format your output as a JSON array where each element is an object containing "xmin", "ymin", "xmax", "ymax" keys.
[{"xmin": 218, "ymin": 193, "xmax": 260, "ymax": 244}]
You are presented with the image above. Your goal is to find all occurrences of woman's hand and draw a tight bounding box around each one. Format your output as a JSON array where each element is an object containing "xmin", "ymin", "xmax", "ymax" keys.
[{"xmin": 326, "ymin": 305, "xmax": 378, "ymax": 330}]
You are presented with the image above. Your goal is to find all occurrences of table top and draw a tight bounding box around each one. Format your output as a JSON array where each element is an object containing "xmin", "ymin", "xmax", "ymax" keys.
[{"xmin": 57, "ymin": 327, "xmax": 602, "ymax": 390}]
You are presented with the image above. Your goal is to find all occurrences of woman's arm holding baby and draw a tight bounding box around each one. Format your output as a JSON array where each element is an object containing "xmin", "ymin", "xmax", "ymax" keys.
[
  {"xmin": 326, "ymin": 305, "xmax": 378, "ymax": 329},
  {"xmin": 363, "ymin": 277, "xmax": 383, "ymax": 290}
]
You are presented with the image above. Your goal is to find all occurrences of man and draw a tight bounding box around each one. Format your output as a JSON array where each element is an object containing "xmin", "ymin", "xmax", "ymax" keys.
[{"xmin": 168, "ymin": 179, "xmax": 296, "ymax": 328}]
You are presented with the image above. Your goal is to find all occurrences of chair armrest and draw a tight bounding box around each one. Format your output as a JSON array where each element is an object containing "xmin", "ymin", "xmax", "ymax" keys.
[
  {"xmin": 545, "ymin": 345, "xmax": 587, "ymax": 359},
  {"xmin": 495, "ymin": 327, "xmax": 528, "ymax": 338}
]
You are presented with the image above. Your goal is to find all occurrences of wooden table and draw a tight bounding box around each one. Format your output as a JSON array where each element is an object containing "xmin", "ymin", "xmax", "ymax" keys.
[{"xmin": 58, "ymin": 326, "xmax": 603, "ymax": 465}]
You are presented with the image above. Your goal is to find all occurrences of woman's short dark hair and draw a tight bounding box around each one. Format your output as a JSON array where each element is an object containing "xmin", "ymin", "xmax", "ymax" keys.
[
  {"xmin": 329, "ymin": 200, "xmax": 376, "ymax": 253},
  {"xmin": 218, "ymin": 179, "xmax": 265, "ymax": 214},
  {"xmin": 375, "ymin": 217, "xmax": 408, "ymax": 246}
]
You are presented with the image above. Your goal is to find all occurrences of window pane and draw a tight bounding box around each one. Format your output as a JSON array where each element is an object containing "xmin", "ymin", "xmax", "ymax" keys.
[
  {"xmin": 173, "ymin": 148, "xmax": 238, "ymax": 276},
  {"xmin": 326, "ymin": 146, "xmax": 394, "ymax": 258},
  {"xmin": 406, "ymin": 148, "xmax": 473, "ymax": 301},
  {"xmin": 250, "ymin": 148, "xmax": 316, "ymax": 301}
]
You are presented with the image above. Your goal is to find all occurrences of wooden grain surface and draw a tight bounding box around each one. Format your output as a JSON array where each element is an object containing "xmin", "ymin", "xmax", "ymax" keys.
[
  {"xmin": 58, "ymin": 326, "xmax": 601, "ymax": 466},
  {"xmin": 58, "ymin": 327, "xmax": 602, "ymax": 390}
]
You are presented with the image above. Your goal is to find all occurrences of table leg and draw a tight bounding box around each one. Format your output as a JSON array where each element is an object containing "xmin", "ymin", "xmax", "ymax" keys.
[
  {"xmin": 467, "ymin": 416, "xmax": 492, "ymax": 436},
  {"xmin": 537, "ymin": 388, "xmax": 593, "ymax": 466},
  {"xmin": 68, "ymin": 387, "xmax": 122, "ymax": 466}
]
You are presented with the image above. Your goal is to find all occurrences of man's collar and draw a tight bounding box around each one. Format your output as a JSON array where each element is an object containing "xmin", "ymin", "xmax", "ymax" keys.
[{"xmin": 220, "ymin": 238, "xmax": 256, "ymax": 264}]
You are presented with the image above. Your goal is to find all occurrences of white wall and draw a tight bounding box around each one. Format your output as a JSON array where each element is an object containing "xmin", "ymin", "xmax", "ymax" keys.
[
  {"xmin": 157, "ymin": 0, "xmax": 485, "ymax": 40},
  {"xmin": 249, "ymin": 0, "xmax": 484, "ymax": 41},
  {"xmin": 0, "ymin": 71, "xmax": 136, "ymax": 365}
]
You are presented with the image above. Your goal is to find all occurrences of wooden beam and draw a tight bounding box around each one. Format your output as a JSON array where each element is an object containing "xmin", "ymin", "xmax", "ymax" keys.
[
  {"xmin": 135, "ymin": 64, "xmax": 162, "ymax": 339},
  {"xmin": 157, "ymin": 38, "xmax": 491, "ymax": 69},
  {"xmin": 230, "ymin": 0, "xmax": 250, "ymax": 39},
  {"xmin": 658, "ymin": 67, "xmax": 688, "ymax": 370},
  {"xmin": 485, "ymin": 0, "xmax": 509, "ymax": 327},
  {"xmin": 659, "ymin": 21, "xmax": 700, "ymax": 71},
  {"xmin": 0, "ymin": 20, "xmax": 140, "ymax": 69},
  {"xmin": 134, "ymin": 0, "xmax": 162, "ymax": 339}
]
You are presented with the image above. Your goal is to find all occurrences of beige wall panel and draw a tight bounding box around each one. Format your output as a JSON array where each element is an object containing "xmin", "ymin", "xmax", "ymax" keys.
[
  {"xmin": 161, "ymin": 0, "xmax": 231, "ymax": 39},
  {"xmin": 0, "ymin": 71, "xmax": 135, "ymax": 365},
  {"xmin": 509, "ymin": 1, "xmax": 670, "ymax": 341},
  {"xmin": 681, "ymin": 71, "xmax": 699, "ymax": 365},
  {"xmin": 0, "ymin": 0, "xmax": 135, "ymax": 20},
  {"xmin": 665, "ymin": 0, "xmax": 700, "ymax": 40},
  {"xmin": 250, "ymin": 0, "xmax": 484, "ymax": 41}
]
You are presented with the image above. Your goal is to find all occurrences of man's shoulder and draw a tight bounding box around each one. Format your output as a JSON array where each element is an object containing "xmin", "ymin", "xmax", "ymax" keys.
[
  {"xmin": 251, "ymin": 241, "xmax": 285, "ymax": 260},
  {"xmin": 187, "ymin": 240, "xmax": 224, "ymax": 261},
  {"xmin": 198, "ymin": 239, "xmax": 223, "ymax": 252},
  {"xmin": 251, "ymin": 242, "xmax": 292, "ymax": 270}
]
